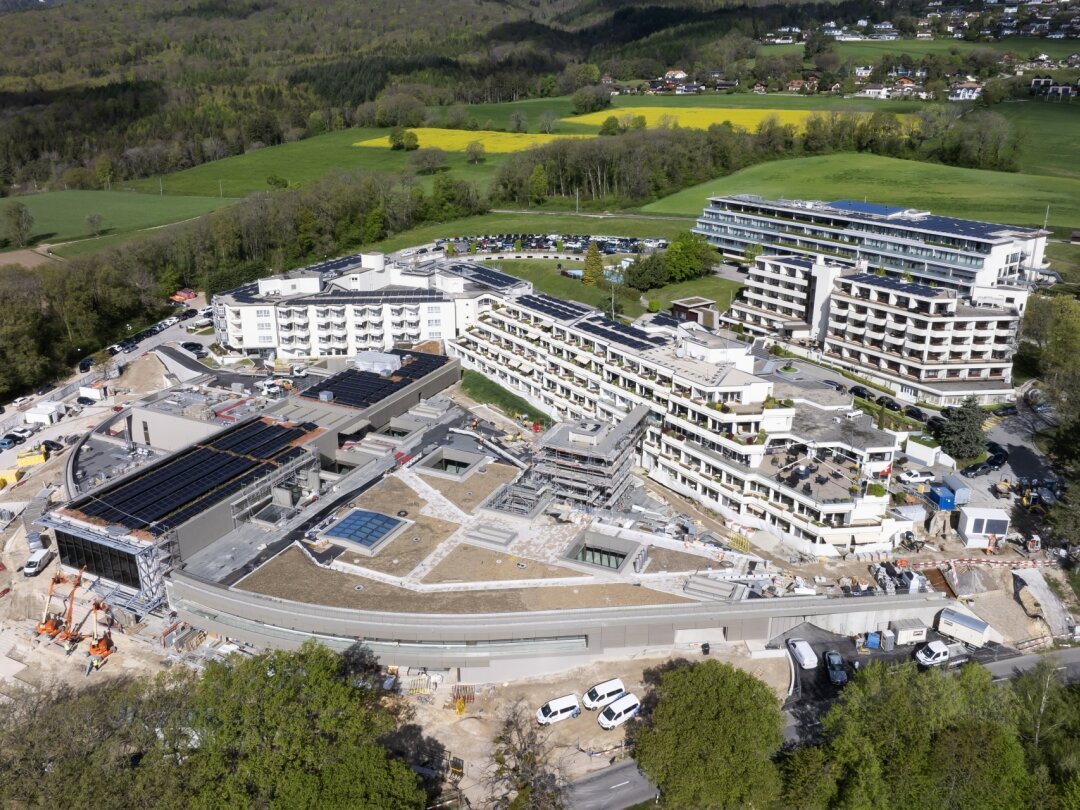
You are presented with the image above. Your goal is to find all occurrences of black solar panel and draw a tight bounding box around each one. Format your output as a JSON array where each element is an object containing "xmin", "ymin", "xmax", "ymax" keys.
[
  {"xmin": 290, "ymin": 289, "xmax": 444, "ymax": 306},
  {"xmin": 845, "ymin": 273, "xmax": 938, "ymax": 297},
  {"xmin": 516, "ymin": 293, "xmax": 592, "ymax": 322},
  {"xmin": 299, "ymin": 350, "xmax": 449, "ymax": 410},
  {"xmin": 577, "ymin": 316, "xmax": 669, "ymax": 352},
  {"xmin": 446, "ymin": 263, "xmax": 521, "ymax": 290}
]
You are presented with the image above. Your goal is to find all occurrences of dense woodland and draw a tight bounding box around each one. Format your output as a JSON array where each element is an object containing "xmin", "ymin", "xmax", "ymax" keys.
[{"xmin": 0, "ymin": 0, "xmax": 998, "ymax": 191}]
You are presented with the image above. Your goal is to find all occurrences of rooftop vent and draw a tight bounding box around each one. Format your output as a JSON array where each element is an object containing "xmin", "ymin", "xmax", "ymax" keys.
[{"xmin": 318, "ymin": 391, "xmax": 335, "ymax": 403}]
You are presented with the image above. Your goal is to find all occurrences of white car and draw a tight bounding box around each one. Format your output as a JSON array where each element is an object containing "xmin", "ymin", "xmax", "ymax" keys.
[
  {"xmin": 160, "ymin": 317, "xmax": 179, "ymax": 328},
  {"xmin": 10, "ymin": 427, "xmax": 36, "ymax": 440},
  {"xmin": 597, "ymin": 693, "xmax": 640, "ymax": 730},
  {"xmin": 898, "ymin": 469, "xmax": 935, "ymax": 485},
  {"xmin": 10, "ymin": 396, "xmax": 32, "ymax": 409},
  {"xmin": 786, "ymin": 638, "xmax": 819, "ymax": 670}
]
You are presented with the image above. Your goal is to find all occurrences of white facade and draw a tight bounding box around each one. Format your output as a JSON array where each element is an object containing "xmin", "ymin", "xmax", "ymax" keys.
[
  {"xmin": 449, "ymin": 293, "xmax": 908, "ymax": 556},
  {"xmin": 727, "ymin": 254, "xmax": 847, "ymax": 342},
  {"xmin": 694, "ymin": 195, "xmax": 1049, "ymax": 296},
  {"xmin": 822, "ymin": 273, "xmax": 1023, "ymax": 405},
  {"xmin": 213, "ymin": 253, "xmax": 524, "ymax": 359}
]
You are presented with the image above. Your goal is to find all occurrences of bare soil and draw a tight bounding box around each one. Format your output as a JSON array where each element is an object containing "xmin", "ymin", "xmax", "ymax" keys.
[
  {"xmin": 645, "ymin": 546, "xmax": 713, "ymax": 574},
  {"xmin": 239, "ymin": 547, "xmax": 691, "ymax": 613},
  {"xmin": 418, "ymin": 462, "xmax": 519, "ymax": 512},
  {"xmin": 422, "ymin": 544, "xmax": 586, "ymax": 584}
]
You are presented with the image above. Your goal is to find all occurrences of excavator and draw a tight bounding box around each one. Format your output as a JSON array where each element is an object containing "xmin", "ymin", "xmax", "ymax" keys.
[
  {"xmin": 34, "ymin": 571, "xmax": 68, "ymax": 638},
  {"xmin": 85, "ymin": 600, "xmax": 115, "ymax": 675},
  {"xmin": 54, "ymin": 569, "xmax": 89, "ymax": 654}
]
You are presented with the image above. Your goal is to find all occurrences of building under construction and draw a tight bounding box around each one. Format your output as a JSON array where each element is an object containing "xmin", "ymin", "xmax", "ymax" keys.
[{"xmin": 489, "ymin": 405, "xmax": 649, "ymax": 515}]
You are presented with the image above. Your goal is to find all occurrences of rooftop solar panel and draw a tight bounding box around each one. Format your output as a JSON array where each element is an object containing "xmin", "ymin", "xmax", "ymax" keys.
[
  {"xmin": 844, "ymin": 273, "xmax": 940, "ymax": 297},
  {"xmin": 576, "ymin": 316, "xmax": 669, "ymax": 352},
  {"xmin": 299, "ymin": 350, "xmax": 449, "ymax": 410},
  {"xmin": 829, "ymin": 200, "xmax": 907, "ymax": 217},
  {"xmin": 516, "ymin": 293, "xmax": 593, "ymax": 322},
  {"xmin": 446, "ymin": 263, "xmax": 522, "ymax": 290}
]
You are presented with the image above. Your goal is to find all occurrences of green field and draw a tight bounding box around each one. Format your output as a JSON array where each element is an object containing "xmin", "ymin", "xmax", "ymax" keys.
[
  {"xmin": 460, "ymin": 369, "xmax": 551, "ymax": 425},
  {"xmin": 996, "ymin": 101, "xmax": 1080, "ymax": 180},
  {"xmin": 642, "ymin": 153, "xmax": 1080, "ymax": 231},
  {"xmin": 122, "ymin": 127, "xmax": 509, "ymax": 198},
  {"xmin": 0, "ymin": 190, "xmax": 231, "ymax": 249}
]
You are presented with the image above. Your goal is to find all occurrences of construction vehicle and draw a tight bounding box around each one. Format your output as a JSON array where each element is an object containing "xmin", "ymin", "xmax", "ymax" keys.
[
  {"xmin": 34, "ymin": 572, "xmax": 67, "ymax": 638},
  {"xmin": 993, "ymin": 477, "xmax": 1011, "ymax": 500},
  {"xmin": 52, "ymin": 567, "xmax": 85, "ymax": 651},
  {"xmin": 86, "ymin": 600, "xmax": 115, "ymax": 669}
]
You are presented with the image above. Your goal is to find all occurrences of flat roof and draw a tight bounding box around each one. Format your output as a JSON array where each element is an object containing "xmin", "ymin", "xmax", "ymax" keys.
[
  {"xmin": 299, "ymin": 350, "xmax": 450, "ymax": 411},
  {"xmin": 842, "ymin": 273, "xmax": 951, "ymax": 298},
  {"xmin": 63, "ymin": 417, "xmax": 321, "ymax": 536}
]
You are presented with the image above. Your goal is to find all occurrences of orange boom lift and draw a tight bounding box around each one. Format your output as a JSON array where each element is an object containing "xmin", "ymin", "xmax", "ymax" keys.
[
  {"xmin": 86, "ymin": 600, "xmax": 115, "ymax": 671},
  {"xmin": 34, "ymin": 572, "xmax": 67, "ymax": 638},
  {"xmin": 53, "ymin": 567, "xmax": 85, "ymax": 651}
]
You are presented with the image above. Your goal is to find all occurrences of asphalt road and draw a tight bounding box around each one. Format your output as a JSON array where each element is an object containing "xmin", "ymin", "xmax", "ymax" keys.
[{"xmin": 566, "ymin": 760, "xmax": 656, "ymax": 810}]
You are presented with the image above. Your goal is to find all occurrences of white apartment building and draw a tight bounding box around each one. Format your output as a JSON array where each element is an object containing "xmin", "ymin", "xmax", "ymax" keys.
[
  {"xmin": 213, "ymin": 253, "xmax": 526, "ymax": 359},
  {"xmin": 449, "ymin": 292, "xmax": 909, "ymax": 557},
  {"xmin": 727, "ymin": 254, "xmax": 847, "ymax": 342},
  {"xmin": 823, "ymin": 273, "xmax": 1024, "ymax": 405},
  {"xmin": 695, "ymin": 195, "xmax": 1049, "ymax": 296}
]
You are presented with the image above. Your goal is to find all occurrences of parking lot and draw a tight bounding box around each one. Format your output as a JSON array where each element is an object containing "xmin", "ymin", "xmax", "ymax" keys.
[{"xmin": 432, "ymin": 233, "xmax": 668, "ymax": 256}]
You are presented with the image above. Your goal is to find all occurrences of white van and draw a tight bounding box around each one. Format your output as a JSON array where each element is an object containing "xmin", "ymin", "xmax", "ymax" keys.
[
  {"xmin": 536, "ymin": 695, "xmax": 580, "ymax": 725},
  {"xmin": 582, "ymin": 678, "xmax": 626, "ymax": 710},
  {"xmin": 23, "ymin": 549, "xmax": 54, "ymax": 577},
  {"xmin": 787, "ymin": 638, "xmax": 819, "ymax": 670},
  {"xmin": 597, "ymin": 693, "xmax": 640, "ymax": 730}
]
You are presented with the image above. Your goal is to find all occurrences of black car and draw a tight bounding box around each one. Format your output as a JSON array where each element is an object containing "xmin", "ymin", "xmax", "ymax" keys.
[
  {"xmin": 904, "ymin": 406, "xmax": 926, "ymax": 422},
  {"xmin": 75, "ymin": 396, "xmax": 96, "ymax": 406},
  {"xmin": 994, "ymin": 404, "xmax": 1018, "ymax": 417},
  {"xmin": 986, "ymin": 441, "xmax": 1006, "ymax": 456},
  {"xmin": 926, "ymin": 416, "xmax": 947, "ymax": 433},
  {"xmin": 821, "ymin": 379, "xmax": 847, "ymax": 393},
  {"xmin": 2, "ymin": 433, "xmax": 25, "ymax": 446},
  {"xmin": 41, "ymin": 439, "xmax": 65, "ymax": 453},
  {"xmin": 824, "ymin": 650, "xmax": 848, "ymax": 687},
  {"xmin": 181, "ymin": 342, "xmax": 202, "ymax": 352},
  {"xmin": 877, "ymin": 396, "xmax": 901, "ymax": 412},
  {"xmin": 961, "ymin": 462, "xmax": 992, "ymax": 478},
  {"xmin": 849, "ymin": 385, "xmax": 872, "ymax": 400},
  {"xmin": 78, "ymin": 358, "xmax": 93, "ymax": 373},
  {"xmin": 179, "ymin": 309, "xmax": 197, "ymax": 320},
  {"xmin": 987, "ymin": 452, "xmax": 1009, "ymax": 471}
]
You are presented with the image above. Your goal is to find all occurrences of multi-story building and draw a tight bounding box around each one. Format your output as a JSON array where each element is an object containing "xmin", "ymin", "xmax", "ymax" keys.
[
  {"xmin": 727, "ymin": 254, "xmax": 847, "ymax": 342},
  {"xmin": 822, "ymin": 273, "xmax": 1023, "ymax": 404},
  {"xmin": 213, "ymin": 253, "xmax": 526, "ymax": 359},
  {"xmin": 694, "ymin": 195, "xmax": 1048, "ymax": 296},
  {"xmin": 449, "ymin": 293, "xmax": 908, "ymax": 557}
]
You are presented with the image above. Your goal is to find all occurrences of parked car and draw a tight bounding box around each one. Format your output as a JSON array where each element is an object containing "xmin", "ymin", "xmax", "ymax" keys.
[
  {"xmin": 820, "ymin": 379, "xmax": 847, "ymax": 393},
  {"xmin": 597, "ymin": 693, "xmax": 641, "ymax": 730},
  {"xmin": 23, "ymin": 549, "xmax": 54, "ymax": 577},
  {"xmin": 824, "ymin": 650, "xmax": 848, "ymax": 686},
  {"xmin": 961, "ymin": 462, "xmax": 992, "ymax": 478},
  {"xmin": 987, "ymin": 452, "xmax": 1009, "ymax": 471},
  {"xmin": 993, "ymin": 404, "xmax": 1018, "ymax": 417},
  {"xmin": 904, "ymin": 406, "xmax": 926, "ymax": 422},
  {"xmin": 926, "ymin": 416, "xmax": 948, "ymax": 434},
  {"xmin": 0, "ymin": 437, "xmax": 14, "ymax": 451},
  {"xmin": 10, "ymin": 427, "xmax": 35, "ymax": 440},
  {"xmin": 41, "ymin": 439, "xmax": 64, "ymax": 453},
  {"xmin": 898, "ymin": 469, "xmax": 935, "ymax": 485},
  {"xmin": 181, "ymin": 342, "xmax": 203, "ymax": 352},
  {"xmin": 2, "ymin": 433, "xmax": 25, "ymax": 446},
  {"xmin": 786, "ymin": 638, "xmax": 819, "ymax": 670},
  {"xmin": 583, "ymin": 678, "xmax": 626, "ymax": 711},
  {"xmin": 536, "ymin": 695, "xmax": 580, "ymax": 725},
  {"xmin": 75, "ymin": 396, "xmax": 96, "ymax": 406},
  {"xmin": 179, "ymin": 309, "xmax": 198, "ymax": 320},
  {"xmin": 10, "ymin": 396, "xmax": 32, "ymax": 408},
  {"xmin": 848, "ymin": 385, "xmax": 872, "ymax": 400},
  {"xmin": 78, "ymin": 357, "xmax": 94, "ymax": 373},
  {"xmin": 986, "ymin": 441, "xmax": 1005, "ymax": 455},
  {"xmin": 876, "ymin": 395, "xmax": 901, "ymax": 412}
]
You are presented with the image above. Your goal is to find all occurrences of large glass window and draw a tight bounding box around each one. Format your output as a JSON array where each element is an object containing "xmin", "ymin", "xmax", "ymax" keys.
[{"xmin": 55, "ymin": 530, "xmax": 140, "ymax": 589}]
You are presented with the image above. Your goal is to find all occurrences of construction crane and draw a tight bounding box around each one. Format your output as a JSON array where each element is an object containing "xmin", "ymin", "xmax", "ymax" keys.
[
  {"xmin": 34, "ymin": 572, "xmax": 67, "ymax": 638},
  {"xmin": 85, "ymin": 600, "xmax": 115, "ymax": 675},
  {"xmin": 52, "ymin": 567, "xmax": 86, "ymax": 651}
]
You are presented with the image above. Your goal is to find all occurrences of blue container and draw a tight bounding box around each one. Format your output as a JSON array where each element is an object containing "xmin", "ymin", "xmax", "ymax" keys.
[{"xmin": 929, "ymin": 485, "xmax": 954, "ymax": 510}]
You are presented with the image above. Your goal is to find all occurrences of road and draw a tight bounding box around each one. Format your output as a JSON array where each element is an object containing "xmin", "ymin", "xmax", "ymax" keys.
[
  {"xmin": 566, "ymin": 759, "xmax": 656, "ymax": 810},
  {"xmin": 984, "ymin": 646, "xmax": 1080, "ymax": 680}
]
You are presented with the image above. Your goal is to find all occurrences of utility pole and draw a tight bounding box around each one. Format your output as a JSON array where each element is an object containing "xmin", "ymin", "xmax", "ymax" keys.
[
  {"xmin": 219, "ymin": 180, "xmax": 223, "ymax": 198},
  {"xmin": 575, "ymin": 188, "xmax": 579, "ymax": 214}
]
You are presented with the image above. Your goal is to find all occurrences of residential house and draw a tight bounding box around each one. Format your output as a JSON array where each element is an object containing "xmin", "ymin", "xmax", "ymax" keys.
[
  {"xmin": 752, "ymin": 81, "xmax": 769, "ymax": 94},
  {"xmin": 716, "ymin": 79, "xmax": 740, "ymax": 92},
  {"xmin": 787, "ymin": 79, "xmax": 807, "ymax": 92},
  {"xmin": 854, "ymin": 65, "xmax": 874, "ymax": 80},
  {"xmin": 948, "ymin": 81, "xmax": 983, "ymax": 101},
  {"xmin": 857, "ymin": 83, "xmax": 891, "ymax": 99},
  {"xmin": 664, "ymin": 69, "xmax": 688, "ymax": 81}
]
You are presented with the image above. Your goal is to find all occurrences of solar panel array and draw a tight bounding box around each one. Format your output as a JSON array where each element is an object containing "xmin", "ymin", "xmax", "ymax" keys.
[
  {"xmin": 300, "ymin": 350, "xmax": 449, "ymax": 410},
  {"xmin": 648, "ymin": 313, "xmax": 681, "ymax": 328},
  {"xmin": 576, "ymin": 316, "xmax": 669, "ymax": 353},
  {"xmin": 290, "ymin": 288, "xmax": 445, "ymax": 306},
  {"xmin": 827, "ymin": 199, "xmax": 1037, "ymax": 240},
  {"xmin": 516, "ymin": 294, "xmax": 593, "ymax": 322},
  {"xmin": 846, "ymin": 273, "xmax": 939, "ymax": 297},
  {"xmin": 220, "ymin": 282, "xmax": 260, "ymax": 304},
  {"xmin": 448, "ymin": 263, "xmax": 521, "ymax": 290},
  {"xmin": 324, "ymin": 510, "xmax": 404, "ymax": 548},
  {"xmin": 71, "ymin": 419, "xmax": 316, "ymax": 535}
]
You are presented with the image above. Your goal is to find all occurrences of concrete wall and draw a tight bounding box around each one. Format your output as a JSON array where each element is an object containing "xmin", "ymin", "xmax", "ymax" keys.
[
  {"xmin": 128, "ymin": 407, "xmax": 221, "ymax": 452},
  {"xmin": 167, "ymin": 568, "xmax": 947, "ymax": 681}
]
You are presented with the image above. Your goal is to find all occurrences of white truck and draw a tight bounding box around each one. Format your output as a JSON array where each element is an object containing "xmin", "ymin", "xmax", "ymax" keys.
[{"xmin": 915, "ymin": 640, "xmax": 970, "ymax": 668}]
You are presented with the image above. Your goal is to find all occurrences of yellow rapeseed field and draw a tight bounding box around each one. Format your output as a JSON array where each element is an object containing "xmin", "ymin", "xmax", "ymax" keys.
[
  {"xmin": 565, "ymin": 107, "xmax": 910, "ymax": 132},
  {"xmin": 353, "ymin": 128, "xmax": 587, "ymax": 153}
]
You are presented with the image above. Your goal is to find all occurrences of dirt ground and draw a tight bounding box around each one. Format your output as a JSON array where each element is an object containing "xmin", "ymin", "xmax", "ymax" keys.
[
  {"xmin": 421, "ymin": 544, "xmax": 586, "ymax": 584},
  {"xmin": 0, "ymin": 247, "xmax": 61, "ymax": 269},
  {"xmin": 646, "ymin": 546, "xmax": 714, "ymax": 574},
  {"xmin": 239, "ymin": 547, "xmax": 691, "ymax": 612},
  {"xmin": 355, "ymin": 475, "xmax": 427, "ymax": 516},
  {"xmin": 405, "ymin": 650, "xmax": 790, "ymax": 802},
  {"xmin": 116, "ymin": 353, "xmax": 168, "ymax": 396},
  {"xmin": 418, "ymin": 463, "xmax": 519, "ymax": 513}
]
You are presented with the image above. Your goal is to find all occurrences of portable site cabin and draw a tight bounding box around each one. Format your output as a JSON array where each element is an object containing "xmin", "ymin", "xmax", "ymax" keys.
[
  {"xmin": 957, "ymin": 506, "xmax": 1010, "ymax": 549},
  {"xmin": 935, "ymin": 607, "xmax": 1001, "ymax": 648}
]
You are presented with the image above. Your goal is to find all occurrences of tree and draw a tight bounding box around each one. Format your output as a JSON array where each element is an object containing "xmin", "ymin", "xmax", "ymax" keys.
[
  {"xmin": 931, "ymin": 719, "xmax": 1029, "ymax": 810},
  {"xmin": 401, "ymin": 130, "xmax": 419, "ymax": 151},
  {"xmin": 1021, "ymin": 293, "xmax": 1054, "ymax": 351},
  {"xmin": 3, "ymin": 201, "xmax": 33, "ymax": 247},
  {"xmin": 570, "ymin": 85, "xmax": 611, "ymax": 115},
  {"xmin": 598, "ymin": 116, "xmax": 621, "ymax": 136},
  {"xmin": 266, "ymin": 174, "xmax": 288, "ymax": 189},
  {"xmin": 407, "ymin": 147, "xmax": 449, "ymax": 175},
  {"xmin": 85, "ymin": 212, "xmax": 105, "ymax": 237},
  {"xmin": 937, "ymin": 396, "xmax": 986, "ymax": 460},
  {"xmin": 509, "ymin": 110, "xmax": 527, "ymax": 133},
  {"xmin": 389, "ymin": 127, "xmax": 407, "ymax": 150},
  {"xmin": 187, "ymin": 641, "xmax": 423, "ymax": 808},
  {"xmin": 634, "ymin": 660, "xmax": 783, "ymax": 808},
  {"xmin": 527, "ymin": 164, "xmax": 548, "ymax": 206},
  {"xmin": 465, "ymin": 140, "xmax": 486, "ymax": 165},
  {"xmin": 538, "ymin": 110, "xmax": 558, "ymax": 134},
  {"xmin": 1040, "ymin": 296, "xmax": 1080, "ymax": 409},
  {"xmin": 664, "ymin": 231, "xmax": 714, "ymax": 282},
  {"xmin": 582, "ymin": 242, "xmax": 603, "ymax": 288},
  {"xmin": 487, "ymin": 701, "xmax": 564, "ymax": 810},
  {"xmin": 743, "ymin": 242, "xmax": 763, "ymax": 267},
  {"xmin": 625, "ymin": 254, "xmax": 671, "ymax": 291}
]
